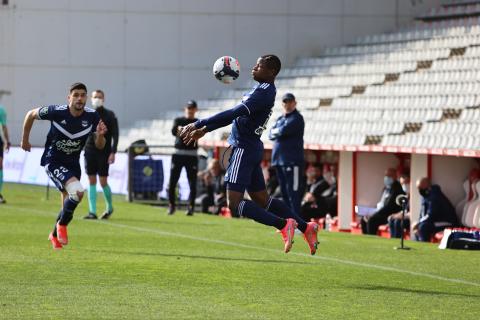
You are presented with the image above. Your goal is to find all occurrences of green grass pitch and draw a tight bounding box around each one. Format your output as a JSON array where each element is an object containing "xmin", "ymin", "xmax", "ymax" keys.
[{"xmin": 0, "ymin": 183, "xmax": 479, "ymax": 319}]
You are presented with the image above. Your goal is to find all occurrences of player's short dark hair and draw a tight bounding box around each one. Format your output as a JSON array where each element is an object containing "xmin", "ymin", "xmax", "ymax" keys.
[
  {"xmin": 261, "ymin": 54, "xmax": 281, "ymax": 76},
  {"xmin": 70, "ymin": 82, "xmax": 87, "ymax": 93},
  {"xmin": 93, "ymin": 89, "xmax": 104, "ymax": 97}
]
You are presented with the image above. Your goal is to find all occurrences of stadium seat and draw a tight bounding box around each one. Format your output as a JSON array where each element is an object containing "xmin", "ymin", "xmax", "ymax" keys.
[
  {"xmin": 377, "ymin": 225, "xmax": 391, "ymax": 239},
  {"xmin": 462, "ymin": 179, "xmax": 480, "ymax": 227}
]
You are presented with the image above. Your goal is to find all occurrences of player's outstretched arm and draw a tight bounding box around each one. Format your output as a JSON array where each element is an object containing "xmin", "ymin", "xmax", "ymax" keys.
[
  {"xmin": 94, "ymin": 120, "xmax": 107, "ymax": 150},
  {"xmin": 21, "ymin": 108, "xmax": 39, "ymax": 152},
  {"xmin": 180, "ymin": 103, "xmax": 249, "ymax": 140}
]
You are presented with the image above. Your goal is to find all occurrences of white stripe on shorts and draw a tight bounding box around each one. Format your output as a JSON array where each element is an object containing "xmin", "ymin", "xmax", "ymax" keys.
[
  {"xmin": 229, "ymin": 148, "xmax": 241, "ymax": 183},
  {"xmin": 231, "ymin": 148, "xmax": 244, "ymax": 183},
  {"xmin": 293, "ymin": 166, "xmax": 299, "ymax": 191}
]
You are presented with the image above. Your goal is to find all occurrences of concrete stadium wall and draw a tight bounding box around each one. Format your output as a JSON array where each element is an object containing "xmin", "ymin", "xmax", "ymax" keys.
[
  {"xmin": 0, "ymin": 0, "xmax": 439, "ymax": 146},
  {"xmin": 431, "ymin": 155, "xmax": 478, "ymax": 206}
]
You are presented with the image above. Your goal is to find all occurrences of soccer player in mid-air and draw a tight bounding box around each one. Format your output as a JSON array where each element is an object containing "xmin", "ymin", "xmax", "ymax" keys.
[
  {"xmin": 21, "ymin": 83, "xmax": 107, "ymax": 250},
  {"xmin": 180, "ymin": 55, "xmax": 319, "ymax": 254}
]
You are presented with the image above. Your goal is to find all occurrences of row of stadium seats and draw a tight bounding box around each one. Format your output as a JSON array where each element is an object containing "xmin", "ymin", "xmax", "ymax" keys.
[
  {"xmin": 364, "ymin": 82, "xmax": 480, "ymax": 96},
  {"xmin": 381, "ymin": 134, "xmax": 477, "ymax": 149},
  {"xmin": 302, "ymin": 108, "xmax": 443, "ymax": 122},
  {"xmin": 296, "ymin": 48, "xmax": 450, "ymax": 67},
  {"xmin": 397, "ymin": 69, "xmax": 480, "ymax": 83},
  {"xmin": 326, "ymin": 33, "xmax": 480, "ymax": 57},
  {"xmin": 354, "ymin": 22, "xmax": 480, "ymax": 46},
  {"xmin": 420, "ymin": 2, "xmax": 480, "ymax": 20},
  {"xmin": 331, "ymin": 95, "xmax": 480, "ymax": 109},
  {"xmin": 305, "ymin": 120, "xmax": 405, "ymax": 135}
]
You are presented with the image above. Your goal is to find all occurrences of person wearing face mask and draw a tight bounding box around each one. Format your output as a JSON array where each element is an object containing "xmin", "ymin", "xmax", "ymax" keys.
[
  {"xmin": 412, "ymin": 177, "xmax": 458, "ymax": 242},
  {"xmin": 300, "ymin": 164, "xmax": 334, "ymax": 221},
  {"xmin": 361, "ymin": 168, "xmax": 404, "ymax": 235},
  {"xmin": 388, "ymin": 174, "xmax": 411, "ymax": 238},
  {"xmin": 83, "ymin": 89, "xmax": 119, "ymax": 220}
]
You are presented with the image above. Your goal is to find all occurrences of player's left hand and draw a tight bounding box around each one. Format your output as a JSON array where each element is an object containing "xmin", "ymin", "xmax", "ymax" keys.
[
  {"xmin": 108, "ymin": 152, "xmax": 116, "ymax": 164},
  {"xmin": 97, "ymin": 120, "xmax": 108, "ymax": 135}
]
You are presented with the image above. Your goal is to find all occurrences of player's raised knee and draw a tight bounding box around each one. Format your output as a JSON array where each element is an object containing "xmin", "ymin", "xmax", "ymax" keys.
[{"xmin": 66, "ymin": 181, "xmax": 85, "ymax": 202}]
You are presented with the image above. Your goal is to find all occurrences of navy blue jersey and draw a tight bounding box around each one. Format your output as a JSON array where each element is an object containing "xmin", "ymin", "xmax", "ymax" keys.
[
  {"xmin": 196, "ymin": 82, "xmax": 276, "ymax": 149},
  {"xmin": 37, "ymin": 105, "xmax": 100, "ymax": 166},
  {"xmin": 269, "ymin": 109, "xmax": 305, "ymax": 166}
]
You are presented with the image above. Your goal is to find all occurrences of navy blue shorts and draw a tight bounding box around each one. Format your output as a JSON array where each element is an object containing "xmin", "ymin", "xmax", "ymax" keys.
[
  {"xmin": 224, "ymin": 146, "xmax": 266, "ymax": 193},
  {"xmin": 45, "ymin": 162, "xmax": 81, "ymax": 192},
  {"xmin": 0, "ymin": 140, "xmax": 3, "ymax": 158}
]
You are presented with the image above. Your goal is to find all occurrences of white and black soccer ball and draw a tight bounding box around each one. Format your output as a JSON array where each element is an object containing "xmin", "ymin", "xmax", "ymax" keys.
[{"xmin": 213, "ymin": 56, "xmax": 240, "ymax": 84}]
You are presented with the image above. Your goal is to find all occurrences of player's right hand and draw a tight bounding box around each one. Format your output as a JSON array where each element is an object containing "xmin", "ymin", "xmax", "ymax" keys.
[
  {"xmin": 179, "ymin": 123, "xmax": 197, "ymax": 140},
  {"xmin": 21, "ymin": 140, "xmax": 31, "ymax": 152},
  {"xmin": 183, "ymin": 126, "xmax": 207, "ymax": 146}
]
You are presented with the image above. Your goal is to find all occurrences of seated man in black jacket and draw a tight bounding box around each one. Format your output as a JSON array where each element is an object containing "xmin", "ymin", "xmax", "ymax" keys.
[
  {"xmin": 300, "ymin": 164, "xmax": 333, "ymax": 220},
  {"xmin": 361, "ymin": 168, "xmax": 404, "ymax": 235},
  {"xmin": 196, "ymin": 159, "xmax": 226, "ymax": 215},
  {"xmin": 412, "ymin": 177, "xmax": 458, "ymax": 242}
]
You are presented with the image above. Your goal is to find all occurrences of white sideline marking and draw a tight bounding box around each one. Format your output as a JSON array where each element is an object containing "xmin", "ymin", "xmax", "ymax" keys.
[{"xmin": 6, "ymin": 205, "xmax": 480, "ymax": 288}]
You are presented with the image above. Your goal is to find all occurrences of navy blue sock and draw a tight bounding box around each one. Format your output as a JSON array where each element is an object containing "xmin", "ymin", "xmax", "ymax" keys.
[
  {"xmin": 238, "ymin": 200, "xmax": 286, "ymax": 230},
  {"xmin": 267, "ymin": 197, "xmax": 308, "ymax": 233},
  {"xmin": 58, "ymin": 197, "xmax": 79, "ymax": 226},
  {"xmin": 52, "ymin": 212, "xmax": 62, "ymax": 237}
]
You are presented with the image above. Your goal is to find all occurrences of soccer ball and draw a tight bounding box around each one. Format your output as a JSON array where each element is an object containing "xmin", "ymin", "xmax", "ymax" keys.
[{"xmin": 213, "ymin": 56, "xmax": 240, "ymax": 84}]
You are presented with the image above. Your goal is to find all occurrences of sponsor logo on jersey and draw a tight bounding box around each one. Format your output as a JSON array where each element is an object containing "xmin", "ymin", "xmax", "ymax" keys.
[{"xmin": 55, "ymin": 139, "xmax": 82, "ymax": 154}]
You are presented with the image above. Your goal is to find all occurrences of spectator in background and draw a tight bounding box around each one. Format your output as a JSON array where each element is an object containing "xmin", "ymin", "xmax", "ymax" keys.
[
  {"xmin": 300, "ymin": 164, "xmax": 332, "ymax": 221},
  {"xmin": 361, "ymin": 168, "xmax": 404, "ymax": 235},
  {"xmin": 83, "ymin": 89, "xmax": 119, "ymax": 220},
  {"xmin": 388, "ymin": 174, "xmax": 411, "ymax": 238},
  {"xmin": 168, "ymin": 100, "xmax": 199, "ymax": 216},
  {"xmin": 269, "ymin": 92, "xmax": 305, "ymax": 216},
  {"xmin": 0, "ymin": 97, "xmax": 11, "ymax": 204},
  {"xmin": 196, "ymin": 159, "xmax": 226, "ymax": 215},
  {"xmin": 412, "ymin": 177, "xmax": 458, "ymax": 242},
  {"xmin": 265, "ymin": 166, "xmax": 281, "ymax": 198}
]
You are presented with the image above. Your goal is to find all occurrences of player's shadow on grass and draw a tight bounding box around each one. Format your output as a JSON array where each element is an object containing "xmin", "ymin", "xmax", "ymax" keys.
[
  {"xmin": 350, "ymin": 284, "xmax": 480, "ymax": 298},
  {"xmin": 87, "ymin": 249, "xmax": 316, "ymax": 266}
]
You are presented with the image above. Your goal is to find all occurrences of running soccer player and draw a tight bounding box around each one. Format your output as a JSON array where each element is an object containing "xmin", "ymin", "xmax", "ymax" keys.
[
  {"xmin": 21, "ymin": 83, "xmax": 107, "ymax": 250},
  {"xmin": 180, "ymin": 55, "xmax": 319, "ymax": 255}
]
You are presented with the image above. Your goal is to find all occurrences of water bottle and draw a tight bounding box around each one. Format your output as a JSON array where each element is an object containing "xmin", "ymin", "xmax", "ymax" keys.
[{"xmin": 325, "ymin": 214, "xmax": 332, "ymax": 231}]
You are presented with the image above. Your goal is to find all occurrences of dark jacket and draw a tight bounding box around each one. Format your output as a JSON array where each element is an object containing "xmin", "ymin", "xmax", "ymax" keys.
[
  {"xmin": 374, "ymin": 180, "xmax": 404, "ymax": 217},
  {"xmin": 172, "ymin": 117, "xmax": 198, "ymax": 150},
  {"xmin": 419, "ymin": 184, "xmax": 458, "ymax": 226},
  {"xmin": 269, "ymin": 109, "xmax": 304, "ymax": 166},
  {"xmin": 309, "ymin": 176, "xmax": 330, "ymax": 200},
  {"xmin": 85, "ymin": 106, "xmax": 118, "ymax": 155}
]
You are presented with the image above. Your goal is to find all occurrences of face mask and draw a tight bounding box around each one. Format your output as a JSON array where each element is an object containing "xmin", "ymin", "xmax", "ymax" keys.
[
  {"xmin": 91, "ymin": 98, "xmax": 103, "ymax": 108},
  {"xmin": 419, "ymin": 188, "xmax": 430, "ymax": 198},
  {"xmin": 384, "ymin": 176, "xmax": 394, "ymax": 187},
  {"xmin": 402, "ymin": 184, "xmax": 409, "ymax": 194},
  {"xmin": 324, "ymin": 172, "xmax": 335, "ymax": 185}
]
